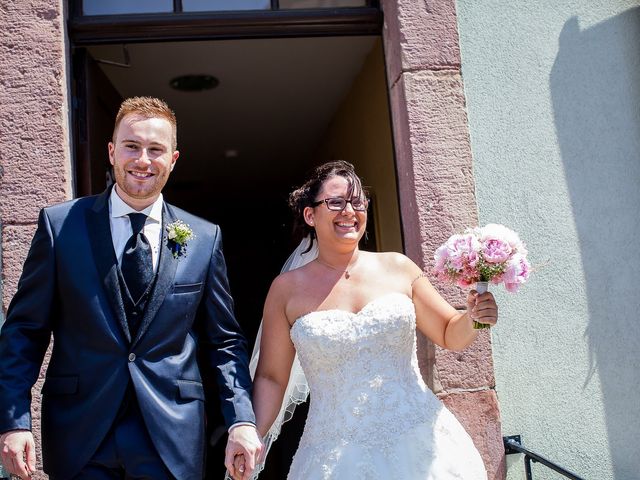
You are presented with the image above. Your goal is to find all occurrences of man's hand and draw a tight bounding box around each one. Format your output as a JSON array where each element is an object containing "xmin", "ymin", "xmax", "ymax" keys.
[
  {"xmin": 0, "ymin": 430, "xmax": 36, "ymax": 479},
  {"xmin": 224, "ymin": 425, "xmax": 263, "ymax": 480}
]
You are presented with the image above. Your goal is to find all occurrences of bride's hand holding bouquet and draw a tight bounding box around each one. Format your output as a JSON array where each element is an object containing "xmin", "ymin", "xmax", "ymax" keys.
[{"xmin": 434, "ymin": 224, "xmax": 531, "ymax": 329}]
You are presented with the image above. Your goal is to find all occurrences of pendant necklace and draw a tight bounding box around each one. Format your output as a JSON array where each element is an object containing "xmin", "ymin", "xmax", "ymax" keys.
[{"xmin": 315, "ymin": 256, "xmax": 358, "ymax": 279}]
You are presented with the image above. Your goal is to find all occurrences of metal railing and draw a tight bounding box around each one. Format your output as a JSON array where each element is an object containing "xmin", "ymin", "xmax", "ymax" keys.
[{"xmin": 504, "ymin": 435, "xmax": 586, "ymax": 480}]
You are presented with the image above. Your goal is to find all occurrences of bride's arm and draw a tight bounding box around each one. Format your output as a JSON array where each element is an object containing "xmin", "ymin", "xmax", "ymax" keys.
[
  {"xmin": 412, "ymin": 273, "xmax": 479, "ymax": 351},
  {"xmin": 397, "ymin": 255, "xmax": 497, "ymax": 351},
  {"xmin": 252, "ymin": 277, "xmax": 296, "ymax": 437}
]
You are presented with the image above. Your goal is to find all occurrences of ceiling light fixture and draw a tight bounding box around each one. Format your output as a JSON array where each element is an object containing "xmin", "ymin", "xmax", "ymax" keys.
[{"xmin": 169, "ymin": 74, "xmax": 219, "ymax": 92}]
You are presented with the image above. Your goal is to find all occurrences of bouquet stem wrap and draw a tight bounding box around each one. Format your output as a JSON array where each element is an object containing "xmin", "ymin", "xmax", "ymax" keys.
[{"xmin": 473, "ymin": 281, "xmax": 490, "ymax": 329}]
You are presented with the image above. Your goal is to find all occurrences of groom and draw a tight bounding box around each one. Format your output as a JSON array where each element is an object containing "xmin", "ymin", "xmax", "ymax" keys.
[{"xmin": 0, "ymin": 97, "xmax": 261, "ymax": 479}]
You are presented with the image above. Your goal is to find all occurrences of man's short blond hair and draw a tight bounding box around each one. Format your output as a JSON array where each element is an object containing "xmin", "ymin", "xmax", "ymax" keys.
[{"xmin": 113, "ymin": 96, "xmax": 178, "ymax": 150}]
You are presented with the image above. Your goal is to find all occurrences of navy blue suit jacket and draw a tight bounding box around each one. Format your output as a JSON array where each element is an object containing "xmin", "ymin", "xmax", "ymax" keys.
[{"xmin": 0, "ymin": 188, "xmax": 255, "ymax": 479}]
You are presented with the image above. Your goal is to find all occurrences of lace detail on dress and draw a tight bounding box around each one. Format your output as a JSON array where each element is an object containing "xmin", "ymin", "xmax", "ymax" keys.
[{"xmin": 287, "ymin": 293, "xmax": 487, "ymax": 480}]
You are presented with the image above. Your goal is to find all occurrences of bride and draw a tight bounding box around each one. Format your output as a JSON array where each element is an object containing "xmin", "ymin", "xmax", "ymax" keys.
[{"xmin": 231, "ymin": 161, "xmax": 496, "ymax": 479}]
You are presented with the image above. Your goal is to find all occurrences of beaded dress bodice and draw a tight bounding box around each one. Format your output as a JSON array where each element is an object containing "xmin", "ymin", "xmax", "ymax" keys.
[
  {"xmin": 286, "ymin": 292, "xmax": 487, "ymax": 479},
  {"xmin": 290, "ymin": 293, "xmax": 437, "ymax": 448}
]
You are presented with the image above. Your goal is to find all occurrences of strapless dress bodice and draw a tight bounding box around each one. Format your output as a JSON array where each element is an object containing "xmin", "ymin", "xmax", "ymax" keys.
[{"xmin": 287, "ymin": 293, "xmax": 487, "ymax": 479}]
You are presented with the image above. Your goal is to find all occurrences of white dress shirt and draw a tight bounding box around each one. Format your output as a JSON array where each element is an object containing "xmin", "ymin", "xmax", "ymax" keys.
[{"xmin": 109, "ymin": 187, "xmax": 163, "ymax": 272}]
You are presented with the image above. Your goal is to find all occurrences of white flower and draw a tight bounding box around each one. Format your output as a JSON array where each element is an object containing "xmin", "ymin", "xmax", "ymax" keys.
[{"xmin": 166, "ymin": 220, "xmax": 195, "ymax": 258}]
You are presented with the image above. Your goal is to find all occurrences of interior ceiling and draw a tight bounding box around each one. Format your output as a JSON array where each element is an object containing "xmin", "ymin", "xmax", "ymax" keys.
[{"xmin": 88, "ymin": 36, "xmax": 377, "ymax": 194}]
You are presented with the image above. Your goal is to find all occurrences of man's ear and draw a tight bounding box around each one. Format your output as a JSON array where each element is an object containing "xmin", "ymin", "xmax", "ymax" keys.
[
  {"xmin": 170, "ymin": 150, "xmax": 179, "ymax": 171},
  {"xmin": 108, "ymin": 142, "xmax": 115, "ymax": 166}
]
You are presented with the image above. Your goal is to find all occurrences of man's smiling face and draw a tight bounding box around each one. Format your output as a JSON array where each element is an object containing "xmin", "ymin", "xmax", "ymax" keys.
[{"xmin": 108, "ymin": 113, "xmax": 179, "ymax": 211}]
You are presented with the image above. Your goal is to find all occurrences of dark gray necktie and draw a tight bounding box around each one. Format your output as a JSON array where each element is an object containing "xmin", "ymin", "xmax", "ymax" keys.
[{"xmin": 121, "ymin": 213, "xmax": 153, "ymax": 304}]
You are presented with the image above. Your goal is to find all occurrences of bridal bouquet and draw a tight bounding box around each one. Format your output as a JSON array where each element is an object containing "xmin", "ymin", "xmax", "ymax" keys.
[{"xmin": 433, "ymin": 224, "xmax": 530, "ymax": 328}]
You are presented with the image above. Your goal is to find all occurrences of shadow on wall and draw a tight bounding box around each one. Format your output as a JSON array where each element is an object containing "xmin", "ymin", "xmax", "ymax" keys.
[{"xmin": 550, "ymin": 9, "xmax": 640, "ymax": 479}]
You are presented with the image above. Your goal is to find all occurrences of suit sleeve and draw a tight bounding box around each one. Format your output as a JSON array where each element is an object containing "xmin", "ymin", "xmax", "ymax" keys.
[
  {"xmin": 199, "ymin": 226, "xmax": 255, "ymax": 428},
  {"xmin": 0, "ymin": 209, "xmax": 56, "ymax": 434}
]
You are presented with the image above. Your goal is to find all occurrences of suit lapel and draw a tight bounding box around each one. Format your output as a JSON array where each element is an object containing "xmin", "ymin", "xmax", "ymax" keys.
[
  {"xmin": 132, "ymin": 202, "xmax": 179, "ymax": 346},
  {"xmin": 86, "ymin": 188, "xmax": 131, "ymax": 343}
]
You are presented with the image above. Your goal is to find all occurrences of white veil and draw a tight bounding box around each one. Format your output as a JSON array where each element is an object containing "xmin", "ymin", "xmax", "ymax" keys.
[{"xmin": 226, "ymin": 236, "xmax": 318, "ymax": 479}]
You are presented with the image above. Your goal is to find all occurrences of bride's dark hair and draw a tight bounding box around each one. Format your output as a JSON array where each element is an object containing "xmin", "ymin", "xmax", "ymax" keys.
[{"xmin": 289, "ymin": 160, "xmax": 367, "ymax": 253}]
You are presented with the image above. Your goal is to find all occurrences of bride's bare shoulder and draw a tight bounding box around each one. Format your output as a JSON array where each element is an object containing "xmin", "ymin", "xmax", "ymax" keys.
[
  {"xmin": 268, "ymin": 263, "xmax": 313, "ymax": 298},
  {"xmin": 364, "ymin": 251, "xmax": 419, "ymax": 274}
]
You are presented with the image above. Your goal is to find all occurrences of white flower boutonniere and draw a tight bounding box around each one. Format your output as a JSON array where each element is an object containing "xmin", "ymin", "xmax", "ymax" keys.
[{"xmin": 166, "ymin": 220, "xmax": 195, "ymax": 259}]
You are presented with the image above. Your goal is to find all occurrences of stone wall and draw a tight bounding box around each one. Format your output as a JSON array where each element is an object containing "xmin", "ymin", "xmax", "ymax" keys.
[
  {"xmin": 381, "ymin": 0, "xmax": 505, "ymax": 477},
  {"xmin": 0, "ymin": 0, "xmax": 71, "ymax": 477}
]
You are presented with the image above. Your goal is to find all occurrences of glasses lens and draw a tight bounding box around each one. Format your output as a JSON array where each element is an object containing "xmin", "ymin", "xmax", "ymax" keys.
[
  {"xmin": 351, "ymin": 198, "xmax": 367, "ymax": 211},
  {"xmin": 326, "ymin": 198, "xmax": 346, "ymax": 210}
]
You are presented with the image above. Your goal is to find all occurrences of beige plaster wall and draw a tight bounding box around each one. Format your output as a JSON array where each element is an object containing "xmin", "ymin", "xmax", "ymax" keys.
[
  {"xmin": 314, "ymin": 39, "xmax": 402, "ymax": 253},
  {"xmin": 457, "ymin": 1, "xmax": 640, "ymax": 478}
]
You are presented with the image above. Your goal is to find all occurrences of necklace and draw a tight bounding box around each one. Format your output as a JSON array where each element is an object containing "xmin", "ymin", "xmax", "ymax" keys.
[{"xmin": 315, "ymin": 256, "xmax": 358, "ymax": 279}]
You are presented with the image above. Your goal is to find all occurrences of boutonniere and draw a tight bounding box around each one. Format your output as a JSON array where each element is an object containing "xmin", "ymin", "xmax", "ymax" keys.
[{"xmin": 166, "ymin": 220, "xmax": 195, "ymax": 259}]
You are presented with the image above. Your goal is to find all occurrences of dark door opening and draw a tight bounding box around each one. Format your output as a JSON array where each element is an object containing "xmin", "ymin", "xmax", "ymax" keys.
[{"xmin": 73, "ymin": 34, "xmax": 401, "ymax": 478}]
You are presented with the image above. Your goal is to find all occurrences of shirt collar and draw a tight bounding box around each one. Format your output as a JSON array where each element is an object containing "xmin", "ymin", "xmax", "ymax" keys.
[{"xmin": 109, "ymin": 186, "xmax": 163, "ymax": 223}]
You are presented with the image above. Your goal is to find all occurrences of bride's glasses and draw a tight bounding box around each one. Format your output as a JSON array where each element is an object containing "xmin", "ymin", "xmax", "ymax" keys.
[{"xmin": 312, "ymin": 196, "xmax": 369, "ymax": 212}]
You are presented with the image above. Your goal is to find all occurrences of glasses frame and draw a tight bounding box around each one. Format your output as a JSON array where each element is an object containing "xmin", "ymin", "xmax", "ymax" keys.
[{"xmin": 311, "ymin": 196, "xmax": 369, "ymax": 212}]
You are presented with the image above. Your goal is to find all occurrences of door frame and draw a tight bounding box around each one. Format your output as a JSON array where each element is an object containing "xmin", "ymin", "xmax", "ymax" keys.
[
  {"xmin": 67, "ymin": 7, "xmax": 390, "ymax": 478},
  {"xmin": 68, "ymin": 1, "xmax": 382, "ymax": 45}
]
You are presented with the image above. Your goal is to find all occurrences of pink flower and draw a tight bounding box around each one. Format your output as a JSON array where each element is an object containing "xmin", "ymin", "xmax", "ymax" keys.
[
  {"xmin": 434, "ymin": 245, "xmax": 449, "ymax": 273},
  {"xmin": 482, "ymin": 238, "xmax": 512, "ymax": 264},
  {"xmin": 449, "ymin": 234, "xmax": 480, "ymax": 268},
  {"xmin": 462, "ymin": 264, "xmax": 479, "ymax": 282},
  {"xmin": 434, "ymin": 233, "xmax": 480, "ymax": 275},
  {"xmin": 457, "ymin": 277, "xmax": 475, "ymax": 288},
  {"xmin": 503, "ymin": 254, "xmax": 530, "ymax": 292},
  {"xmin": 477, "ymin": 223, "xmax": 527, "ymax": 255}
]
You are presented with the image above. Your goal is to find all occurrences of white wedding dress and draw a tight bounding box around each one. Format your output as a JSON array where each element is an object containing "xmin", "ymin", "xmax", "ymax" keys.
[{"xmin": 287, "ymin": 292, "xmax": 487, "ymax": 479}]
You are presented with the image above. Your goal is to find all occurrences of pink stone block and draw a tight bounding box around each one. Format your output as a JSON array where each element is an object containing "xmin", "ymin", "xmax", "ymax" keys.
[
  {"xmin": 2, "ymin": 224, "xmax": 37, "ymax": 312},
  {"xmin": 1, "ymin": 222, "xmax": 49, "ymax": 478},
  {"xmin": 390, "ymin": 69, "xmax": 478, "ymax": 306},
  {"xmin": 30, "ymin": 344, "xmax": 52, "ymax": 479},
  {"xmin": 441, "ymin": 390, "xmax": 506, "ymax": 480},
  {"xmin": 381, "ymin": 0, "xmax": 461, "ymax": 85},
  {"xmin": 388, "ymin": 75, "xmax": 424, "ymax": 264},
  {"xmin": 1, "ymin": 3, "xmax": 67, "ymax": 476},
  {"xmin": 416, "ymin": 329, "xmax": 436, "ymax": 389},
  {"xmin": 0, "ymin": 158, "xmax": 69, "ymax": 223},
  {"xmin": 434, "ymin": 330, "xmax": 495, "ymax": 392},
  {"xmin": 387, "ymin": 64, "xmax": 503, "ymax": 477},
  {"xmin": 0, "ymin": 0, "xmax": 70, "ymax": 223}
]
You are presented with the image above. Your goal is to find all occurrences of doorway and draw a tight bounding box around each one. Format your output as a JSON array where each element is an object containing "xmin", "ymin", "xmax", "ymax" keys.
[{"xmin": 74, "ymin": 34, "xmax": 401, "ymax": 478}]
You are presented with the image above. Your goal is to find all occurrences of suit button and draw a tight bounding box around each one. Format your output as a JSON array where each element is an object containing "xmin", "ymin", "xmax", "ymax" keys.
[{"xmin": 128, "ymin": 353, "xmax": 136, "ymax": 362}]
